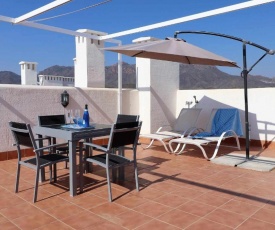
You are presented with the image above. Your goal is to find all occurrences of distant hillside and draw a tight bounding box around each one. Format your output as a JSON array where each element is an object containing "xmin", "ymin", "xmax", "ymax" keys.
[
  {"xmin": 105, "ymin": 62, "xmax": 136, "ymax": 88},
  {"xmin": 38, "ymin": 62, "xmax": 136, "ymax": 88},
  {"xmin": 0, "ymin": 71, "xmax": 21, "ymax": 84},
  {"xmin": 179, "ymin": 64, "xmax": 275, "ymax": 89},
  {"xmin": 39, "ymin": 65, "xmax": 74, "ymax": 77},
  {"xmin": 1, "ymin": 63, "xmax": 275, "ymax": 89}
]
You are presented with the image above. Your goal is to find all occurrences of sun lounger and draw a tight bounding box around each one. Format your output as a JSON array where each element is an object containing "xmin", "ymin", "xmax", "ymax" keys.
[
  {"xmin": 169, "ymin": 108, "xmax": 243, "ymax": 160},
  {"xmin": 140, "ymin": 108, "xmax": 202, "ymax": 152}
]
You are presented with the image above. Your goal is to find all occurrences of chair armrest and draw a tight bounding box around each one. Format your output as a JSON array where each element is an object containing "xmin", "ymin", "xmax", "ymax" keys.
[
  {"xmin": 83, "ymin": 142, "xmax": 108, "ymax": 152},
  {"xmin": 184, "ymin": 127, "xmax": 205, "ymax": 137},
  {"xmin": 156, "ymin": 125, "xmax": 171, "ymax": 133},
  {"xmin": 34, "ymin": 136, "xmax": 51, "ymax": 141},
  {"xmin": 35, "ymin": 142, "xmax": 68, "ymax": 152},
  {"xmin": 221, "ymin": 130, "xmax": 239, "ymax": 138}
]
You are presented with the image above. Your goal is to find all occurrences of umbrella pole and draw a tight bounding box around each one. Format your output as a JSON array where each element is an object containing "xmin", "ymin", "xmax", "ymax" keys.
[{"xmin": 242, "ymin": 43, "xmax": 250, "ymax": 160}]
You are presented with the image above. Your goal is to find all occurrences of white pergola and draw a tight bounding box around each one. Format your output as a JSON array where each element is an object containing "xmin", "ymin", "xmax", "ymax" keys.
[{"xmin": 1, "ymin": 0, "xmax": 275, "ymax": 112}]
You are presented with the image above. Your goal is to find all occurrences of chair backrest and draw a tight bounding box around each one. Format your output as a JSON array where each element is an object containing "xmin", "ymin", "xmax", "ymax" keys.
[
  {"xmin": 172, "ymin": 108, "xmax": 202, "ymax": 132},
  {"xmin": 108, "ymin": 121, "xmax": 142, "ymax": 150},
  {"xmin": 205, "ymin": 108, "xmax": 243, "ymax": 136},
  {"xmin": 116, "ymin": 114, "xmax": 139, "ymax": 123},
  {"xmin": 38, "ymin": 115, "xmax": 66, "ymax": 126},
  {"xmin": 9, "ymin": 122, "xmax": 38, "ymax": 159}
]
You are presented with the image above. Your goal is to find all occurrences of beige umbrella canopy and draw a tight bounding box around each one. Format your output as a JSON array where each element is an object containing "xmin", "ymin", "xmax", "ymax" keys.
[{"xmin": 104, "ymin": 37, "xmax": 238, "ymax": 67}]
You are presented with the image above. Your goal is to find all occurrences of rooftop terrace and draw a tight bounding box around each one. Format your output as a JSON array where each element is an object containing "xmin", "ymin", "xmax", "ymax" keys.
[{"xmin": 0, "ymin": 143, "xmax": 275, "ymax": 230}]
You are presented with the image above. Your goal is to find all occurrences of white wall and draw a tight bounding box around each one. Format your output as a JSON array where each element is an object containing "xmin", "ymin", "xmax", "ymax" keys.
[
  {"xmin": 177, "ymin": 88, "xmax": 275, "ymax": 142},
  {"xmin": 137, "ymin": 58, "xmax": 179, "ymax": 133},
  {"xmin": 0, "ymin": 85, "xmax": 138, "ymax": 152},
  {"xmin": 2, "ymin": 84, "xmax": 275, "ymax": 153}
]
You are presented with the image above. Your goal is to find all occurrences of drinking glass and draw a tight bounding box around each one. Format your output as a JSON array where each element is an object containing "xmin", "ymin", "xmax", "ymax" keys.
[
  {"xmin": 67, "ymin": 109, "xmax": 74, "ymax": 124},
  {"xmin": 74, "ymin": 109, "xmax": 81, "ymax": 126}
]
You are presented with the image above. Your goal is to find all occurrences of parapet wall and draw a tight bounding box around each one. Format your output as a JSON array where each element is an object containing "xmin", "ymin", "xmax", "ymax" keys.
[
  {"xmin": 1, "ymin": 85, "xmax": 275, "ymax": 160},
  {"xmin": 0, "ymin": 85, "xmax": 138, "ymax": 155}
]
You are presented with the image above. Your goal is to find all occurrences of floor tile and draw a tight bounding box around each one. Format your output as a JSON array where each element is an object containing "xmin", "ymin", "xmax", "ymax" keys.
[
  {"xmin": 114, "ymin": 194, "xmax": 147, "ymax": 208},
  {"xmin": 251, "ymin": 207, "xmax": 275, "ymax": 225},
  {"xmin": 44, "ymin": 202, "xmax": 84, "ymax": 220},
  {"xmin": 71, "ymin": 193, "xmax": 107, "ymax": 209},
  {"xmin": 35, "ymin": 221, "xmax": 73, "ymax": 230},
  {"xmin": 0, "ymin": 203, "xmax": 41, "ymax": 220},
  {"xmin": 82, "ymin": 220, "xmax": 125, "ymax": 230},
  {"xmin": 12, "ymin": 211, "xmax": 56, "ymax": 229},
  {"xmin": 205, "ymin": 208, "xmax": 248, "ymax": 228},
  {"xmin": 236, "ymin": 218, "xmax": 275, "ymax": 230},
  {"xmin": 89, "ymin": 202, "xmax": 128, "ymax": 219},
  {"xmin": 0, "ymin": 220, "xmax": 19, "ymax": 230},
  {"xmin": 157, "ymin": 208, "xmax": 200, "ymax": 228},
  {"xmin": 154, "ymin": 193, "xmax": 190, "ymax": 207},
  {"xmin": 178, "ymin": 200, "xmax": 217, "ymax": 217},
  {"xmin": 133, "ymin": 200, "xmax": 172, "ymax": 218},
  {"xmin": 196, "ymin": 193, "xmax": 232, "ymax": 207},
  {"xmin": 186, "ymin": 218, "xmax": 233, "ymax": 230},
  {"xmin": 219, "ymin": 199, "xmax": 261, "ymax": 216},
  {"xmin": 112, "ymin": 209, "xmax": 153, "ymax": 229},
  {"xmin": 62, "ymin": 210, "xmax": 106, "ymax": 229},
  {"xmin": 135, "ymin": 219, "xmax": 181, "ymax": 230}
]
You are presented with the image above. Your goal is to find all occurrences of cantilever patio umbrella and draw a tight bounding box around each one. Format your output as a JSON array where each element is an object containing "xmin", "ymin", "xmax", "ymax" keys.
[
  {"xmin": 104, "ymin": 37, "xmax": 239, "ymax": 67},
  {"xmin": 104, "ymin": 37, "xmax": 238, "ymax": 126}
]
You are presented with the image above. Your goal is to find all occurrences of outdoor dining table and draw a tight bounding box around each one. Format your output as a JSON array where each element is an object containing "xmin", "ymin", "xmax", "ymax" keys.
[{"xmin": 33, "ymin": 123, "xmax": 111, "ymax": 197}]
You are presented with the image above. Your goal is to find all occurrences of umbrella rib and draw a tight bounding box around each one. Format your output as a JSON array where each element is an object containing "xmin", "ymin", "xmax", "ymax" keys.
[
  {"xmin": 186, "ymin": 56, "xmax": 191, "ymax": 64},
  {"xmin": 132, "ymin": 51, "xmax": 144, "ymax": 57}
]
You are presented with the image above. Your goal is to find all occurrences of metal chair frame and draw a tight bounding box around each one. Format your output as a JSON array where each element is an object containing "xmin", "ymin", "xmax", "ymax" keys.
[
  {"xmin": 9, "ymin": 121, "xmax": 69, "ymax": 202},
  {"xmin": 82, "ymin": 121, "xmax": 142, "ymax": 201}
]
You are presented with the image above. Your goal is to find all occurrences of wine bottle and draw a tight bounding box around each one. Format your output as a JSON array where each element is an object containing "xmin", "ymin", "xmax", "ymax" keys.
[{"xmin": 82, "ymin": 104, "xmax": 90, "ymax": 127}]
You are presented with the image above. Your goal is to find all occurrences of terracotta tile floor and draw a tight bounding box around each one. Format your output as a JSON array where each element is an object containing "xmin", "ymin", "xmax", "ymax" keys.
[{"xmin": 1, "ymin": 142, "xmax": 275, "ymax": 229}]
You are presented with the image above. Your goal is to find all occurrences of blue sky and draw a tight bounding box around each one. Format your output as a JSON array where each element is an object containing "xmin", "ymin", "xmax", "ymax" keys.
[{"xmin": 0, "ymin": 0, "xmax": 275, "ymax": 77}]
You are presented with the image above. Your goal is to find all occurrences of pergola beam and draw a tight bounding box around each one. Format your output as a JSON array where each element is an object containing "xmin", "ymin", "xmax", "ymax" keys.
[
  {"xmin": 14, "ymin": 0, "xmax": 72, "ymax": 24},
  {"xmin": 100, "ymin": 0, "xmax": 275, "ymax": 40},
  {"xmin": 0, "ymin": 15, "xmax": 120, "ymax": 44}
]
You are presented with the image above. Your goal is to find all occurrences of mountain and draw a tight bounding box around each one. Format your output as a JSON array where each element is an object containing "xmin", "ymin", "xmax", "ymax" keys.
[
  {"xmin": 179, "ymin": 64, "xmax": 275, "ymax": 89},
  {"xmin": 1, "ymin": 63, "xmax": 275, "ymax": 89},
  {"xmin": 39, "ymin": 65, "xmax": 74, "ymax": 77},
  {"xmin": 105, "ymin": 62, "xmax": 136, "ymax": 88},
  {"xmin": 38, "ymin": 63, "xmax": 136, "ymax": 88},
  {"xmin": 0, "ymin": 71, "xmax": 21, "ymax": 84}
]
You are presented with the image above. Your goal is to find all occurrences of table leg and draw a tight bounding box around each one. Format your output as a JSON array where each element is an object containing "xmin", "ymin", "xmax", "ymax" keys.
[
  {"xmin": 78, "ymin": 142, "xmax": 83, "ymax": 193},
  {"xmin": 85, "ymin": 138, "xmax": 93, "ymax": 173},
  {"xmin": 69, "ymin": 140, "xmax": 77, "ymax": 196}
]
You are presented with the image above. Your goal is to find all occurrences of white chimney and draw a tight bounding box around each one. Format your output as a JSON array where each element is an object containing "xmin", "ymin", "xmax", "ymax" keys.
[{"xmin": 19, "ymin": 61, "xmax": 38, "ymax": 85}]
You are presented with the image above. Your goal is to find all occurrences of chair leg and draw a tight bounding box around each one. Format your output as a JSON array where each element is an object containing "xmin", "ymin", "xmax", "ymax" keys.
[
  {"xmin": 134, "ymin": 162, "xmax": 139, "ymax": 191},
  {"xmin": 49, "ymin": 165, "xmax": 52, "ymax": 182},
  {"xmin": 34, "ymin": 168, "xmax": 40, "ymax": 203},
  {"xmin": 53, "ymin": 164, "xmax": 57, "ymax": 183},
  {"xmin": 106, "ymin": 167, "xmax": 112, "ymax": 202},
  {"xmin": 15, "ymin": 163, "xmax": 21, "ymax": 193}
]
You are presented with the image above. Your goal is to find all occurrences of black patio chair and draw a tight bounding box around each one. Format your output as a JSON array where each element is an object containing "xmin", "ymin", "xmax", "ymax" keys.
[
  {"xmin": 9, "ymin": 121, "xmax": 69, "ymax": 203},
  {"xmin": 38, "ymin": 114, "xmax": 82, "ymax": 168},
  {"xmin": 82, "ymin": 121, "xmax": 142, "ymax": 201},
  {"xmin": 116, "ymin": 114, "xmax": 139, "ymax": 123}
]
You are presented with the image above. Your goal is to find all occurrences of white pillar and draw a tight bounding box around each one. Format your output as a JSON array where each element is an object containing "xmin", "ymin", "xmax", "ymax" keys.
[
  {"xmin": 19, "ymin": 61, "xmax": 38, "ymax": 85},
  {"xmin": 135, "ymin": 37, "xmax": 179, "ymax": 133},
  {"xmin": 74, "ymin": 29, "xmax": 107, "ymax": 88}
]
